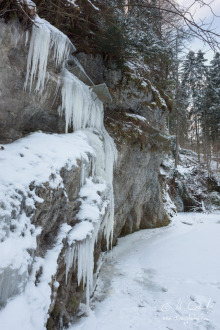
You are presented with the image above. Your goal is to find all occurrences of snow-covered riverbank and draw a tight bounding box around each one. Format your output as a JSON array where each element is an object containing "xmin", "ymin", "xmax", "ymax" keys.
[{"xmin": 71, "ymin": 213, "xmax": 220, "ymax": 330}]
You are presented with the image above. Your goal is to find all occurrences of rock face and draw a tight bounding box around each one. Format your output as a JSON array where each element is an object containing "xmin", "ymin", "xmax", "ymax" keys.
[
  {"xmin": 105, "ymin": 112, "xmax": 171, "ymax": 241},
  {"xmin": 76, "ymin": 52, "xmax": 169, "ymax": 132},
  {"xmin": 0, "ymin": 20, "xmax": 65, "ymax": 144},
  {"xmin": 32, "ymin": 161, "xmax": 109, "ymax": 329},
  {"xmin": 75, "ymin": 52, "xmax": 171, "ymax": 237},
  {"xmin": 0, "ymin": 21, "xmax": 169, "ymax": 142},
  {"xmin": 0, "ymin": 19, "xmax": 171, "ymax": 329}
]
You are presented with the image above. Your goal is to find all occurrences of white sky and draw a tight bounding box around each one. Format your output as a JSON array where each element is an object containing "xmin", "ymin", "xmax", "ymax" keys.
[{"xmin": 177, "ymin": 0, "xmax": 220, "ymax": 62}]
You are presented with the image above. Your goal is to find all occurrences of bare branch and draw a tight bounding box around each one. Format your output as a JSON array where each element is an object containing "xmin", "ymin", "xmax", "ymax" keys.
[{"xmin": 102, "ymin": 0, "xmax": 220, "ymax": 51}]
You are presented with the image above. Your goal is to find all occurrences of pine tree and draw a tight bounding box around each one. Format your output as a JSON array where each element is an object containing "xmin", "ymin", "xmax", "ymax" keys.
[
  {"xmin": 182, "ymin": 51, "xmax": 197, "ymax": 96},
  {"xmin": 193, "ymin": 51, "xmax": 207, "ymax": 161},
  {"xmin": 204, "ymin": 53, "xmax": 220, "ymax": 168}
]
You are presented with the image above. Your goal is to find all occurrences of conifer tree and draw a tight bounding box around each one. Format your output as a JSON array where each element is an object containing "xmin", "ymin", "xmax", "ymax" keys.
[{"xmin": 204, "ymin": 53, "xmax": 220, "ymax": 168}]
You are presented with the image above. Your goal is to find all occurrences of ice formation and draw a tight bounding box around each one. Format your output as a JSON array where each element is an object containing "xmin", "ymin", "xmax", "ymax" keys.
[
  {"xmin": 24, "ymin": 16, "xmax": 74, "ymax": 93},
  {"xmin": 60, "ymin": 69, "xmax": 104, "ymax": 133},
  {"xmin": 65, "ymin": 172, "xmax": 116, "ymax": 308},
  {"xmin": 22, "ymin": 10, "xmax": 117, "ymax": 316},
  {"xmin": 64, "ymin": 128, "xmax": 117, "ymax": 308},
  {"xmin": 65, "ymin": 221, "xmax": 100, "ymax": 309}
]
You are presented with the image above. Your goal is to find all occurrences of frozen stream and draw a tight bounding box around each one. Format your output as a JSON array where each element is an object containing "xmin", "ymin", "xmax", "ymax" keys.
[{"xmin": 70, "ymin": 213, "xmax": 220, "ymax": 330}]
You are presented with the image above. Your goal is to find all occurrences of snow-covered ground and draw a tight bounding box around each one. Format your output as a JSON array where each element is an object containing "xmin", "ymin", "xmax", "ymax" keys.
[{"xmin": 70, "ymin": 212, "xmax": 220, "ymax": 330}]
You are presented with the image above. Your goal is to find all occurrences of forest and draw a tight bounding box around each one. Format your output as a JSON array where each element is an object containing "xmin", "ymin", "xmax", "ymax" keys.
[{"xmin": 0, "ymin": 0, "xmax": 219, "ymax": 329}]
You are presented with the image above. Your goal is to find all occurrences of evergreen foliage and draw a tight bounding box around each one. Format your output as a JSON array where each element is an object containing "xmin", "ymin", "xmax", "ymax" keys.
[{"xmin": 173, "ymin": 49, "xmax": 220, "ymax": 169}]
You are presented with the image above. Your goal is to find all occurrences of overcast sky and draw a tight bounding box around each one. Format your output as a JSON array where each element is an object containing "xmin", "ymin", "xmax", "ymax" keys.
[{"xmin": 177, "ymin": 0, "xmax": 220, "ymax": 62}]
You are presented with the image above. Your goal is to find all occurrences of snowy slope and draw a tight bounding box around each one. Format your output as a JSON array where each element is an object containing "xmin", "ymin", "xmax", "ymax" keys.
[
  {"xmin": 0, "ymin": 131, "xmax": 100, "ymax": 327},
  {"xmin": 0, "ymin": 132, "xmax": 93, "ymax": 277},
  {"xmin": 70, "ymin": 212, "xmax": 220, "ymax": 330},
  {"xmin": 161, "ymin": 148, "xmax": 220, "ymax": 212}
]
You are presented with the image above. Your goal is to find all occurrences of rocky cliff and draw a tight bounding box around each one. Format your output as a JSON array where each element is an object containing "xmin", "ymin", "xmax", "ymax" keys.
[{"xmin": 0, "ymin": 17, "xmax": 171, "ymax": 329}]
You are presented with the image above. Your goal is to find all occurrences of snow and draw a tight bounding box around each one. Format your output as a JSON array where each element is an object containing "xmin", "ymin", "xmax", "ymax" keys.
[
  {"xmin": 23, "ymin": 12, "xmax": 117, "ymax": 317},
  {"xmin": 162, "ymin": 185, "xmax": 177, "ymax": 218},
  {"xmin": 145, "ymin": 79, "xmax": 167, "ymax": 108},
  {"xmin": 0, "ymin": 131, "xmax": 93, "ymax": 231},
  {"xmin": 69, "ymin": 212, "xmax": 220, "ymax": 330},
  {"xmin": 66, "ymin": 0, "xmax": 77, "ymax": 6},
  {"xmin": 0, "ymin": 132, "xmax": 93, "ymax": 191},
  {"xmin": 67, "ymin": 222, "xmax": 94, "ymax": 244},
  {"xmin": 0, "ymin": 127, "xmax": 117, "ymax": 327},
  {"xmin": 125, "ymin": 113, "xmax": 147, "ymax": 122},
  {"xmin": 0, "ymin": 213, "xmax": 39, "ymax": 270},
  {"xmin": 177, "ymin": 163, "xmax": 193, "ymax": 175},
  {"xmin": 20, "ymin": 0, "xmax": 36, "ymax": 6},
  {"xmin": 0, "ymin": 131, "xmax": 116, "ymax": 328},
  {"xmin": 161, "ymin": 148, "xmax": 220, "ymax": 213},
  {"xmin": 0, "ymin": 124, "xmax": 117, "ymax": 319},
  {"xmin": 0, "ymin": 7, "xmax": 118, "ymax": 326},
  {"xmin": 0, "ymin": 223, "xmax": 71, "ymax": 330},
  {"xmin": 87, "ymin": 0, "xmax": 99, "ymax": 11},
  {"xmin": 0, "ymin": 131, "xmax": 94, "ymax": 321}
]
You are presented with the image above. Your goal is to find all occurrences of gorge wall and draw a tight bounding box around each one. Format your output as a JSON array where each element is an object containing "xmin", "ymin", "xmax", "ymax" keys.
[{"xmin": 0, "ymin": 17, "xmax": 171, "ymax": 329}]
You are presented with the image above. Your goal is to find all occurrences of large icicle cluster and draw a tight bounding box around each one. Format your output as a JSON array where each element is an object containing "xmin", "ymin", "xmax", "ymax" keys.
[
  {"xmin": 65, "ymin": 222, "xmax": 102, "ymax": 310},
  {"xmin": 24, "ymin": 16, "xmax": 74, "ymax": 93},
  {"xmin": 65, "ymin": 164, "xmax": 115, "ymax": 308},
  {"xmin": 60, "ymin": 69, "xmax": 104, "ymax": 133},
  {"xmin": 24, "ymin": 12, "xmax": 117, "ymax": 313},
  {"xmin": 64, "ymin": 128, "xmax": 117, "ymax": 309}
]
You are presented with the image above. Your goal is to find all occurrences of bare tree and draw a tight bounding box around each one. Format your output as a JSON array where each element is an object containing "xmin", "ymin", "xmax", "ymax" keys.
[{"xmin": 102, "ymin": 0, "xmax": 220, "ymax": 51}]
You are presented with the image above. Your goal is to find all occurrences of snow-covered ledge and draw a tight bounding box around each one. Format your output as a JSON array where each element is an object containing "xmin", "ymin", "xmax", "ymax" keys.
[{"xmin": 0, "ymin": 8, "xmax": 117, "ymax": 328}]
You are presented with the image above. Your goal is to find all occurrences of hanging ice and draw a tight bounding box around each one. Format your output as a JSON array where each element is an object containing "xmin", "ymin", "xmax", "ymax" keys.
[
  {"xmin": 23, "ymin": 12, "xmax": 117, "ymax": 313},
  {"xmin": 24, "ymin": 16, "xmax": 74, "ymax": 93},
  {"xmin": 60, "ymin": 69, "xmax": 104, "ymax": 133},
  {"xmin": 64, "ymin": 177, "xmax": 115, "ymax": 309},
  {"xmin": 64, "ymin": 130, "xmax": 117, "ymax": 309}
]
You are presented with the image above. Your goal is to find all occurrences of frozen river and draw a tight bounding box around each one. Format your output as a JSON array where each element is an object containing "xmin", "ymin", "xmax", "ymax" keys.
[{"xmin": 71, "ymin": 212, "xmax": 220, "ymax": 330}]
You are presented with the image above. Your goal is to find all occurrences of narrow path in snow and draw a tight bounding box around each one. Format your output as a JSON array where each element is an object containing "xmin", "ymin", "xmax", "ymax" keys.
[{"xmin": 70, "ymin": 213, "xmax": 220, "ymax": 330}]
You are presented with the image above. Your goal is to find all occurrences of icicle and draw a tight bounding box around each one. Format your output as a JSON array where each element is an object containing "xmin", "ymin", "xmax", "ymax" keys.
[
  {"xmin": 65, "ymin": 128, "xmax": 117, "ymax": 308},
  {"xmin": 82, "ymin": 130, "xmax": 105, "ymax": 179},
  {"xmin": 60, "ymin": 77, "xmax": 116, "ymax": 308},
  {"xmin": 65, "ymin": 221, "xmax": 100, "ymax": 311},
  {"xmin": 65, "ymin": 213, "xmax": 114, "ymax": 309},
  {"xmin": 102, "ymin": 129, "xmax": 118, "ymax": 183},
  {"xmin": 104, "ymin": 188, "xmax": 115, "ymax": 250},
  {"xmin": 25, "ymin": 30, "xmax": 29, "ymax": 46},
  {"xmin": 60, "ymin": 69, "xmax": 104, "ymax": 133},
  {"xmin": 65, "ymin": 245, "xmax": 76, "ymax": 284},
  {"xmin": 80, "ymin": 163, "xmax": 86, "ymax": 188},
  {"xmin": 83, "ymin": 129, "xmax": 117, "ymax": 249},
  {"xmin": 24, "ymin": 13, "xmax": 117, "ymax": 311},
  {"xmin": 24, "ymin": 17, "xmax": 74, "ymax": 94},
  {"xmin": 24, "ymin": 22, "xmax": 50, "ymax": 92}
]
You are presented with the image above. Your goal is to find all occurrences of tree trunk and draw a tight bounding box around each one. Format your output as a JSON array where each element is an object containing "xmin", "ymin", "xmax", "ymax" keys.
[{"xmin": 195, "ymin": 115, "xmax": 200, "ymax": 162}]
